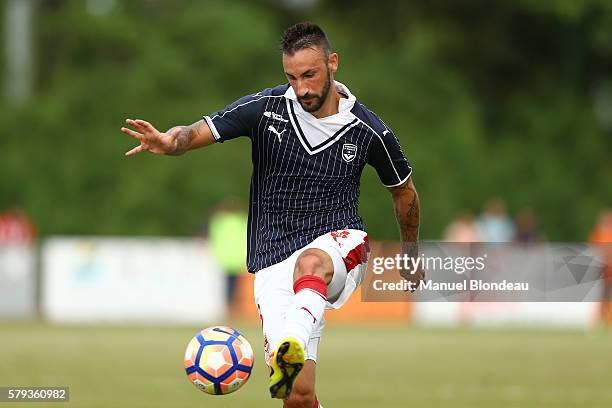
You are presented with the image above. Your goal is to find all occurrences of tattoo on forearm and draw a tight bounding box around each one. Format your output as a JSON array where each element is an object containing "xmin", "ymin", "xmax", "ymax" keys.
[
  {"xmin": 395, "ymin": 185, "xmax": 420, "ymax": 245},
  {"xmin": 391, "ymin": 181, "xmax": 424, "ymax": 283},
  {"xmin": 167, "ymin": 126, "xmax": 194, "ymax": 156},
  {"xmin": 394, "ymin": 184, "xmax": 422, "ymax": 281}
]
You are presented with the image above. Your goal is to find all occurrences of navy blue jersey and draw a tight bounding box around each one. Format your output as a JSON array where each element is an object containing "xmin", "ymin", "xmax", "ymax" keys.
[{"xmin": 204, "ymin": 82, "xmax": 412, "ymax": 272}]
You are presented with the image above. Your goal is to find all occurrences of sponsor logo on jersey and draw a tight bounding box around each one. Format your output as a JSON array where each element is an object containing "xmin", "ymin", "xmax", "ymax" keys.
[
  {"xmin": 263, "ymin": 111, "xmax": 289, "ymax": 123},
  {"xmin": 268, "ymin": 125, "xmax": 286, "ymax": 141},
  {"xmin": 342, "ymin": 143, "xmax": 357, "ymax": 162}
]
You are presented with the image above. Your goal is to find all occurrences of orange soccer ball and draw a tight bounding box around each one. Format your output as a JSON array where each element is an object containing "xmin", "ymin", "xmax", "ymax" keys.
[{"xmin": 184, "ymin": 326, "xmax": 255, "ymax": 395}]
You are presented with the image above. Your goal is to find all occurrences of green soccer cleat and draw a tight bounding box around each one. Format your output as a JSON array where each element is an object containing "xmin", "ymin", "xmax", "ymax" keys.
[{"xmin": 269, "ymin": 337, "xmax": 305, "ymax": 399}]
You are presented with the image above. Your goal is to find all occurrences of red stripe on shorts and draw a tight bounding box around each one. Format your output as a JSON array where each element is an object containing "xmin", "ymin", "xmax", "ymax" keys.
[{"xmin": 343, "ymin": 236, "xmax": 370, "ymax": 272}]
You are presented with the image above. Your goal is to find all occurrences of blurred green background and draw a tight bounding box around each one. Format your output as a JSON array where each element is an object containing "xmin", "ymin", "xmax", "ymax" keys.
[{"xmin": 1, "ymin": 0, "xmax": 611, "ymax": 240}]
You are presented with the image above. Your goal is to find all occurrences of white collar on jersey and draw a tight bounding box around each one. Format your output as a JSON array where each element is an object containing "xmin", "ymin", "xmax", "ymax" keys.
[
  {"xmin": 283, "ymin": 80, "xmax": 357, "ymax": 113},
  {"xmin": 284, "ymin": 81, "xmax": 359, "ymax": 155}
]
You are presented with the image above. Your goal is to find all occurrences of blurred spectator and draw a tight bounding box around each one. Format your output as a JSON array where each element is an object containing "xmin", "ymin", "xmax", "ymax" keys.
[
  {"xmin": 589, "ymin": 208, "xmax": 612, "ymax": 327},
  {"xmin": 590, "ymin": 208, "xmax": 612, "ymax": 243},
  {"xmin": 0, "ymin": 208, "xmax": 36, "ymax": 244},
  {"xmin": 514, "ymin": 208, "xmax": 545, "ymax": 243},
  {"xmin": 444, "ymin": 212, "xmax": 481, "ymax": 242},
  {"xmin": 477, "ymin": 198, "xmax": 515, "ymax": 242},
  {"xmin": 208, "ymin": 200, "xmax": 248, "ymax": 315}
]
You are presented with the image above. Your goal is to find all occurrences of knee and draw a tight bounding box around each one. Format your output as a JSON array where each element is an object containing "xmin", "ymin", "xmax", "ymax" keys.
[
  {"xmin": 282, "ymin": 384, "xmax": 315, "ymax": 408},
  {"xmin": 294, "ymin": 249, "xmax": 328, "ymax": 279}
]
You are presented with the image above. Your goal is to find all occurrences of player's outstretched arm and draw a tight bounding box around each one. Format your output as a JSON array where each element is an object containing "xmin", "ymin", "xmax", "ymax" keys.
[
  {"xmin": 121, "ymin": 118, "xmax": 215, "ymax": 157},
  {"xmin": 388, "ymin": 177, "xmax": 425, "ymax": 288}
]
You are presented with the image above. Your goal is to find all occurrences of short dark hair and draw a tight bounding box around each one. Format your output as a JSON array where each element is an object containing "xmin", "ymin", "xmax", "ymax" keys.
[{"xmin": 281, "ymin": 22, "xmax": 332, "ymax": 57}]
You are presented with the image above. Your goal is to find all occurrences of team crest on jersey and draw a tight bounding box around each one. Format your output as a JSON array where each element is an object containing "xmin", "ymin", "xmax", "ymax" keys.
[{"xmin": 342, "ymin": 143, "xmax": 357, "ymax": 162}]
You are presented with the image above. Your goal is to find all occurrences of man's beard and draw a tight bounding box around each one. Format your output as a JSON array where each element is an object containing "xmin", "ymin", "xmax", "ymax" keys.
[{"xmin": 297, "ymin": 70, "xmax": 331, "ymax": 113}]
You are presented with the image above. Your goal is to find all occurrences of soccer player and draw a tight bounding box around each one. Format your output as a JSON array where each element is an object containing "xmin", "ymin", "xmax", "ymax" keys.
[{"xmin": 121, "ymin": 22, "xmax": 423, "ymax": 408}]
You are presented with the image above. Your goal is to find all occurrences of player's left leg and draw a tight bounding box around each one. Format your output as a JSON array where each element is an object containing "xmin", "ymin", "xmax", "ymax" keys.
[{"xmin": 283, "ymin": 360, "xmax": 323, "ymax": 408}]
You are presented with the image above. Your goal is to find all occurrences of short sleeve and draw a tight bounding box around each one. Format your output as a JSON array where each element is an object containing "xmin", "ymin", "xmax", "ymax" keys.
[
  {"xmin": 203, "ymin": 92, "xmax": 264, "ymax": 143},
  {"xmin": 366, "ymin": 126, "xmax": 413, "ymax": 187}
]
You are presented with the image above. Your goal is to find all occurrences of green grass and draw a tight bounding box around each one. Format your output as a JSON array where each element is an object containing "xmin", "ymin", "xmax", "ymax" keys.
[{"xmin": 0, "ymin": 322, "xmax": 611, "ymax": 407}]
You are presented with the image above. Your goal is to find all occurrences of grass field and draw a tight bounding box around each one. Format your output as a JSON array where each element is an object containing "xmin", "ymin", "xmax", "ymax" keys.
[{"xmin": 1, "ymin": 322, "xmax": 611, "ymax": 407}]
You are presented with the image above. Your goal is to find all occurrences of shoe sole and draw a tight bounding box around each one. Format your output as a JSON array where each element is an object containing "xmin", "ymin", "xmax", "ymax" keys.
[{"xmin": 269, "ymin": 339, "xmax": 304, "ymax": 399}]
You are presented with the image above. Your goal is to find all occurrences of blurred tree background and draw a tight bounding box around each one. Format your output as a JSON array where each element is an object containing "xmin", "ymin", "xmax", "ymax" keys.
[{"xmin": 0, "ymin": 0, "xmax": 610, "ymax": 240}]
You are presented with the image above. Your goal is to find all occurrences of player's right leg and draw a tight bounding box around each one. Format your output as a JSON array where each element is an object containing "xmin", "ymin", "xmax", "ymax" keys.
[
  {"xmin": 254, "ymin": 258, "xmax": 305, "ymax": 399},
  {"xmin": 269, "ymin": 336, "xmax": 305, "ymax": 399},
  {"xmin": 257, "ymin": 229, "xmax": 368, "ymax": 402},
  {"xmin": 271, "ymin": 247, "xmax": 335, "ymax": 399}
]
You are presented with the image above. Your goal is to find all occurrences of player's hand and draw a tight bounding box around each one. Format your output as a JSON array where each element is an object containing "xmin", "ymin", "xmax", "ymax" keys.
[
  {"xmin": 398, "ymin": 242, "xmax": 425, "ymax": 292},
  {"xmin": 399, "ymin": 265, "xmax": 425, "ymax": 293},
  {"xmin": 121, "ymin": 119, "xmax": 181, "ymax": 156}
]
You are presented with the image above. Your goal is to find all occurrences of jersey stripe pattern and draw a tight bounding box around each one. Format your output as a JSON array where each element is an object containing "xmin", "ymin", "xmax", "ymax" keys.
[{"xmin": 204, "ymin": 82, "xmax": 412, "ymax": 272}]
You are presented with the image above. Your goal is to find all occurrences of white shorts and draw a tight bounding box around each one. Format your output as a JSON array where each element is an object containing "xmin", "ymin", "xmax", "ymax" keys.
[{"xmin": 253, "ymin": 229, "xmax": 370, "ymax": 364}]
